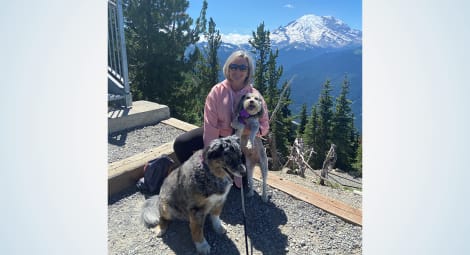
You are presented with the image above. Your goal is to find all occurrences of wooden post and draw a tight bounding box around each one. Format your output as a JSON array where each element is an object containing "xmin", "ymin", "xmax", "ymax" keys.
[{"xmin": 320, "ymin": 144, "xmax": 337, "ymax": 185}]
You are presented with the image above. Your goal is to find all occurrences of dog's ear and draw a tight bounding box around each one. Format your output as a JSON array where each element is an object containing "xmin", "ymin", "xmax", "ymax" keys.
[
  {"xmin": 256, "ymin": 102, "xmax": 264, "ymax": 118},
  {"xmin": 225, "ymin": 135, "xmax": 241, "ymax": 149},
  {"xmin": 206, "ymin": 140, "xmax": 224, "ymax": 160},
  {"xmin": 252, "ymin": 96, "xmax": 264, "ymax": 118},
  {"xmin": 237, "ymin": 94, "xmax": 247, "ymax": 112}
]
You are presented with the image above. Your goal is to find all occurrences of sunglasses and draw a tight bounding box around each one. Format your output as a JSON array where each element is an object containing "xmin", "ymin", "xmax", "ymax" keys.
[{"xmin": 229, "ymin": 63, "xmax": 248, "ymax": 71}]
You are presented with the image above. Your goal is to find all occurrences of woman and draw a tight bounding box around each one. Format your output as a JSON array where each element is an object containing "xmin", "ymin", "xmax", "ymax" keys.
[{"xmin": 173, "ymin": 50, "xmax": 269, "ymax": 164}]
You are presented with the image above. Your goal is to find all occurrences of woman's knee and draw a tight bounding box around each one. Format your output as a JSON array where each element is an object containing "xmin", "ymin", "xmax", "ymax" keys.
[{"xmin": 173, "ymin": 127, "xmax": 203, "ymax": 163}]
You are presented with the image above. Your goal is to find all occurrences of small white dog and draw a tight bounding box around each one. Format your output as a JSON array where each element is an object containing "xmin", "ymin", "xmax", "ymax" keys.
[
  {"xmin": 231, "ymin": 92, "xmax": 269, "ymax": 202},
  {"xmin": 231, "ymin": 92, "xmax": 264, "ymax": 150}
]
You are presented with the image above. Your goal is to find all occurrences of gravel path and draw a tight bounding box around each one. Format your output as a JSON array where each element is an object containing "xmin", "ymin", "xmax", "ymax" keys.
[
  {"xmin": 108, "ymin": 123, "xmax": 185, "ymax": 163},
  {"xmin": 108, "ymin": 123, "xmax": 362, "ymax": 254}
]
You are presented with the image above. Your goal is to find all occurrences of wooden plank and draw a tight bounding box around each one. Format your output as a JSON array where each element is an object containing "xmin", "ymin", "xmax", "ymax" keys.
[
  {"xmin": 108, "ymin": 117, "xmax": 197, "ymax": 197},
  {"xmin": 161, "ymin": 118, "xmax": 199, "ymax": 132},
  {"xmin": 253, "ymin": 169, "xmax": 362, "ymax": 226},
  {"xmin": 108, "ymin": 142, "xmax": 178, "ymax": 197},
  {"xmin": 109, "ymin": 142, "xmax": 175, "ymax": 177}
]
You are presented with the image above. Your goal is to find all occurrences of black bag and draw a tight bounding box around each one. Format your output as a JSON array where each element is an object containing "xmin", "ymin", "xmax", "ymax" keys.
[{"xmin": 136, "ymin": 155, "xmax": 174, "ymax": 195}]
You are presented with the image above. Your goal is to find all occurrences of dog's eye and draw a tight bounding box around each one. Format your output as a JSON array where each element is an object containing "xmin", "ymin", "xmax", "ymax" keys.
[{"xmin": 225, "ymin": 157, "xmax": 235, "ymax": 165}]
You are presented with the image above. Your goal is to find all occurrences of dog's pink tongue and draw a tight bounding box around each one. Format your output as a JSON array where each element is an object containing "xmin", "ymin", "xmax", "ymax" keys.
[{"xmin": 234, "ymin": 176, "xmax": 242, "ymax": 188}]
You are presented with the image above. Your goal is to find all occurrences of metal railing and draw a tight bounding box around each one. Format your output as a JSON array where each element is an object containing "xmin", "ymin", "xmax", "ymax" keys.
[{"xmin": 108, "ymin": 0, "xmax": 132, "ymax": 107}]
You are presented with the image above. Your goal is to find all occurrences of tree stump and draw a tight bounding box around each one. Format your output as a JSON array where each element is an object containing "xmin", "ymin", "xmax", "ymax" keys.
[
  {"xmin": 283, "ymin": 137, "xmax": 315, "ymax": 177},
  {"xmin": 320, "ymin": 144, "xmax": 337, "ymax": 185}
]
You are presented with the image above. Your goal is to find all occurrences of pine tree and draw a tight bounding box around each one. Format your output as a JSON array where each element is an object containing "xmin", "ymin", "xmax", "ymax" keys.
[
  {"xmin": 249, "ymin": 22, "xmax": 270, "ymax": 96},
  {"xmin": 275, "ymin": 85, "xmax": 295, "ymax": 157},
  {"xmin": 349, "ymin": 112, "xmax": 360, "ymax": 173},
  {"xmin": 331, "ymin": 76, "xmax": 356, "ymax": 171},
  {"xmin": 265, "ymin": 49, "xmax": 282, "ymax": 110},
  {"xmin": 353, "ymin": 135, "xmax": 362, "ymax": 176},
  {"xmin": 314, "ymin": 79, "xmax": 334, "ymax": 168},
  {"xmin": 249, "ymin": 23, "xmax": 293, "ymax": 169},
  {"xmin": 303, "ymin": 105, "xmax": 319, "ymax": 165},
  {"xmin": 177, "ymin": 15, "xmax": 222, "ymax": 125},
  {"xmin": 297, "ymin": 103, "xmax": 308, "ymax": 137},
  {"xmin": 266, "ymin": 49, "xmax": 293, "ymax": 159},
  {"xmin": 123, "ymin": 0, "xmax": 206, "ymax": 113},
  {"xmin": 204, "ymin": 17, "xmax": 221, "ymax": 89}
]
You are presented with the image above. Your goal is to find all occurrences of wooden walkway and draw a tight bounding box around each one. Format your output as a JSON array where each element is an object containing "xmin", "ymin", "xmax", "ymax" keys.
[{"xmin": 252, "ymin": 168, "xmax": 362, "ymax": 226}]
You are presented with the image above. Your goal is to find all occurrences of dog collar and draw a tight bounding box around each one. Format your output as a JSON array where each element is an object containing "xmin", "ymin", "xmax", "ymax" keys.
[{"xmin": 238, "ymin": 109, "xmax": 250, "ymax": 124}]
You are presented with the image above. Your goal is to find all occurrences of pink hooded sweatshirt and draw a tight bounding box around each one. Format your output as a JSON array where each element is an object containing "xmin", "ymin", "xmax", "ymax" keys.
[{"xmin": 203, "ymin": 79, "xmax": 270, "ymax": 147}]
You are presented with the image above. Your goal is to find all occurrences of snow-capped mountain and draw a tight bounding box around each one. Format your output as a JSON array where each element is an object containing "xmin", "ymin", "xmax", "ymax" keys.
[
  {"xmin": 220, "ymin": 14, "xmax": 362, "ymax": 50},
  {"xmin": 270, "ymin": 14, "xmax": 362, "ymax": 49}
]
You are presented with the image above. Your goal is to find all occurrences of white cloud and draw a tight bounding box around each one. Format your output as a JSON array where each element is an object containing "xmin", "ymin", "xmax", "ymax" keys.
[
  {"xmin": 283, "ymin": 4, "xmax": 294, "ymax": 9},
  {"xmin": 221, "ymin": 33, "xmax": 252, "ymax": 45}
]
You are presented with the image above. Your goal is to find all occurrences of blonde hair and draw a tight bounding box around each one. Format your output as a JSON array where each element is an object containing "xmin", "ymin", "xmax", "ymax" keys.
[{"xmin": 222, "ymin": 50, "xmax": 255, "ymax": 85}]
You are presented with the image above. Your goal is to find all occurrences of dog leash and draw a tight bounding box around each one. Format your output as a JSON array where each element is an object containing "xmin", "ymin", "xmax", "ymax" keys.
[{"xmin": 240, "ymin": 183, "xmax": 251, "ymax": 255}]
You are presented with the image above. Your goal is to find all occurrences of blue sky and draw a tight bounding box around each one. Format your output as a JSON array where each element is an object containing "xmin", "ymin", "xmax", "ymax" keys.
[{"xmin": 186, "ymin": 0, "xmax": 362, "ymax": 35}]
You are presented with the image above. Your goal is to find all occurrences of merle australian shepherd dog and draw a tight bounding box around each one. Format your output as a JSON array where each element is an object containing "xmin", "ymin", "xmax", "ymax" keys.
[{"xmin": 141, "ymin": 135, "xmax": 245, "ymax": 255}]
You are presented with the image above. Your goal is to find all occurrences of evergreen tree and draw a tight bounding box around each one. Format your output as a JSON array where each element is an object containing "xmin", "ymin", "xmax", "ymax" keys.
[
  {"xmin": 123, "ymin": 0, "xmax": 206, "ymax": 114},
  {"xmin": 331, "ymin": 76, "xmax": 356, "ymax": 171},
  {"xmin": 173, "ymin": 64, "xmax": 203, "ymax": 124},
  {"xmin": 249, "ymin": 22, "xmax": 270, "ymax": 95},
  {"xmin": 353, "ymin": 135, "xmax": 362, "ymax": 176},
  {"xmin": 297, "ymin": 103, "xmax": 308, "ymax": 137},
  {"xmin": 275, "ymin": 84, "xmax": 295, "ymax": 157},
  {"xmin": 314, "ymin": 79, "xmax": 334, "ymax": 168},
  {"xmin": 303, "ymin": 105, "xmax": 319, "ymax": 165},
  {"xmin": 193, "ymin": 0, "xmax": 207, "ymax": 37},
  {"xmin": 265, "ymin": 49, "xmax": 282, "ymax": 110},
  {"xmin": 349, "ymin": 112, "xmax": 360, "ymax": 172},
  {"xmin": 266, "ymin": 49, "xmax": 292, "ymax": 159},
  {"xmin": 249, "ymin": 23, "xmax": 293, "ymax": 169},
  {"xmin": 204, "ymin": 17, "xmax": 221, "ymax": 89},
  {"xmin": 177, "ymin": 15, "xmax": 221, "ymax": 126}
]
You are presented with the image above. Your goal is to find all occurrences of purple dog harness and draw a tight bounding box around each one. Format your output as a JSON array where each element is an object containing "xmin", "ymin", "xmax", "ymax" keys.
[{"xmin": 238, "ymin": 109, "xmax": 250, "ymax": 124}]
